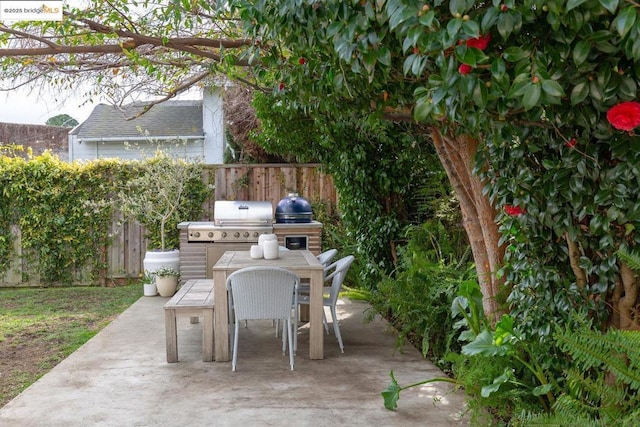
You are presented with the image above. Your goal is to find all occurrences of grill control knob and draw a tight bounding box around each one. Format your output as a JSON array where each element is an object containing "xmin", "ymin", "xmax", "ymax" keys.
[
  {"xmin": 221, "ymin": 232, "xmax": 227, "ymax": 238},
  {"xmin": 243, "ymin": 231, "xmax": 250, "ymax": 238},
  {"xmin": 193, "ymin": 232, "xmax": 201, "ymax": 238},
  {"xmin": 253, "ymin": 232, "xmax": 259, "ymax": 238},
  {"xmin": 207, "ymin": 231, "xmax": 214, "ymax": 238},
  {"xmin": 234, "ymin": 232, "xmax": 240, "ymax": 238}
]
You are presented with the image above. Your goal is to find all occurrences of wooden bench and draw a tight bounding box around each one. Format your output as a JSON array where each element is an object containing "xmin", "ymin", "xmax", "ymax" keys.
[{"xmin": 164, "ymin": 279, "xmax": 214, "ymax": 363}]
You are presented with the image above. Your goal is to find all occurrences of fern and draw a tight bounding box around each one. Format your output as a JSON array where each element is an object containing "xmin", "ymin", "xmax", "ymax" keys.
[
  {"xmin": 512, "ymin": 406, "xmax": 604, "ymax": 426},
  {"xmin": 555, "ymin": 327, "xmax": 640, "ymax": 390},
  {"xmin": 616, "ymin": 247, "xmax": 640, "ymax": 272},
  {"xmin": 535, "ymin": 325, "xmax": 640, "ymax": 425}
]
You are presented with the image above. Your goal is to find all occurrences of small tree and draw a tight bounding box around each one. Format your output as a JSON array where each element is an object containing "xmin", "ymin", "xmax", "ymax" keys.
[{"xmin": 118, "ymin": 148, "xmax": 207, "ymax": 251}]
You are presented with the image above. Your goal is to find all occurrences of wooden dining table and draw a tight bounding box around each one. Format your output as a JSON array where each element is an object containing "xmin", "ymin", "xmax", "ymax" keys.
[{"xmin": 212, "ymin": 249, "xmax": 325, "ymax": 362}]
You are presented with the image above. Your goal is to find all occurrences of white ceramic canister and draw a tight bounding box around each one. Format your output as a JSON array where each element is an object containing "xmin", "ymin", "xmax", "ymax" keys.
[
  {"xmin": 263, "ymin": 239, "xmax": 279, "ymax": 260},
  {"xmin": 250, "ymin": 244, "xmax": 264, "ymax": 259},
  {"xmin": 258, "ymin": 233, "xmax": 278, "ymax": 246}
]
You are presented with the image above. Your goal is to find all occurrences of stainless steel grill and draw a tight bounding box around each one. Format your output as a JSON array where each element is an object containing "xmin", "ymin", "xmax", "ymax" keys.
[{"xmin": 187, "ymin": 201, "xmax": 273, "ymax": 243}]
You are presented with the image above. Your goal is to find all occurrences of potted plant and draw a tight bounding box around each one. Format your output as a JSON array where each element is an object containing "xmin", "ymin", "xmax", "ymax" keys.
[
  {"xmin": 154, "ymin": 266, "xmax": 180, "ymax": 297},
  {"xmin": 117, "ymin": 147, "xmax": 208, "ymax": 278},
  {"xmin": 142, "ymin": 270, "xmax": 157, "ymax": 297}
]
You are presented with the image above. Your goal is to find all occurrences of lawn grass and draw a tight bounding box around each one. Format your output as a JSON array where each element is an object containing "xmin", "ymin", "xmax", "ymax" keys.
[{"xmin": 0, "ymin": 285, "xmax": 141, "ymax": 408}]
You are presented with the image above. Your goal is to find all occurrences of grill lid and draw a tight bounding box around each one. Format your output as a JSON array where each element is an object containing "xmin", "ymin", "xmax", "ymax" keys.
[
  {"xmin": 275, "ymin": 193, "xmax": 312, "ymax": 223},
  {"xmin": 213, "ymin": 201, "xmax": 273, "ymax": 226}
]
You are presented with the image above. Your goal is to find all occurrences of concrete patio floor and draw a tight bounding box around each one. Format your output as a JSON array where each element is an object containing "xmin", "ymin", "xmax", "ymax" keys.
[{"xmin": 0, "ymin": 296, "xmax": 469, "ymax": 426}]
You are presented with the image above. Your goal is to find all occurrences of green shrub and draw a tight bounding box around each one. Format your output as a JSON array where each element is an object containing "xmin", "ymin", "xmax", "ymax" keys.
[
  {"xmin": 0, "ymin": 151, "xmax": 208, "ymax": 285},
  {"xmin": 370, "ymin": 220, "xmax": 472, "ymax": 370}
]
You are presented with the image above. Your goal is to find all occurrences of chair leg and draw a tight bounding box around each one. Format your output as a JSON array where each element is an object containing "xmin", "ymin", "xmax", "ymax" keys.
[
  {"xmin": 281, "ymin": 317, "xmax": 287, "ymax": 354},
  {"xmin": 287, "ymin": 318, "xmax": 295, "ymax": 370},
  {"xmin": 323, "ymin": 309, "xmax": 329, "ymax": 335},
  {"xmin": 330, "ymin": 306, "xmax": 344, "ymax": 353},
  {"xmin": 232, "ymin": 318, "xmax": 240, "ymax": 371},
  {"xmin": 293, "ymin": 303, "xmax": 298, "ymax": 354}
]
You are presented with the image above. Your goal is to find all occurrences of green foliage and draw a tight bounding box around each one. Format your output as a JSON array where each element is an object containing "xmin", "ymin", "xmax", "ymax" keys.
[
  {"xmin": 451, "ymin": 278, "xmax": 490, "ymax": 341},
  {"xmin": 512, "ymin": 326, "xmax": 640, "ymax": 426},
  {"xmin": 448, "ymin": 280, "xmax": 567, "ymax": 422},
  {"xmin": 447, "ymin": 353, "xmax": 528, "ymax": 425},
  {"xmin": 555, "ymin": 326, "xmax": 640, "ymax": 392},
  {"xmin": 45, "ymin": 114, "xmax": 78, "ymax": 127},
  {"xmin": 5, "ymin": 2, "xmax": 640, "ymax": 421},
  {"xmin": 0, "ymin": 152, "xmax": 123, "ymax": 283},
  {"xmin": 381, "ymin": 369, "xmax": 457, "ymax": 411},
  {"xmin": 141, "ymin": 270, "xmax": 155, "ymax": 285},
  {"xmin": 370, "ymin": 221, "xmax": 472, "ymax": 366},
  {"xmin": 153, "ymin": 266, "xmax": 180, "ymax": 278},
  {"xmin": 450, "ymin": 285, "xmax": 640, "ymax": 424},
  {"xmin": 253, "ymin": 96, "xmax": 440, "ymax": 286},
  {"xmin": 481, "ymin": 122, "xmax": 640, "ymax": 337},
  {"xmin": 617, "ymin": 247, "xmax": 640, "ymax": 271},
  {"xmin": 0, "ymin": 151, "xmax": 208, "ymax": 285}
]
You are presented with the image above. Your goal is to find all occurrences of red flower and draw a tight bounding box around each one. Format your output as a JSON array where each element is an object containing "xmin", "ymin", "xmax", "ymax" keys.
[
  {"xmin": 459, "ymin": 64, "xmax": 473, "ymax": 75},
  {"xmin": 465, "ymin": 34, "xmax": 492, "ymax": 50},
  {"xmin": 298, "ymin": 57, "xmax": 306, "ymax": 65},
  {"xmin": 566, "ymin": 138, "xmax": 577, "ymax": 148},
  {"xmin": 504, "ymin": 205, "xmax": 525, "ymax": 216},
  {"xmin": 607, "ymin": 101, "xmax": 640, "ymax": 131},
  {"xmin": 278, "ymin": 82, "xmax": 285, "ymax": 91}
]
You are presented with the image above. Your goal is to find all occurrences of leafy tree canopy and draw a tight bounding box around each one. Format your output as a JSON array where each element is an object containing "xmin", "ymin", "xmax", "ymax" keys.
[{"xmin": 46, "ymin": 114, "xmax": 78, "ymax": 127}]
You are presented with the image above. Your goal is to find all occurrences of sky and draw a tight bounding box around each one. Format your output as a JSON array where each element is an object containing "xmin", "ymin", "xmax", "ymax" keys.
[
  {"xmin": 0, "ymin": 86, "xmax": 97, "ymax": 126},
  {"xmin": 0, "ymin": 83, "xmax": 204, "ymax": 126}
]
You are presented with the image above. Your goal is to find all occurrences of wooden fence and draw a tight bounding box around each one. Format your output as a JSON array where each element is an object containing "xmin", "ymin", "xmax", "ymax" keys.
[
  {"xmin": 0, "ymin": 164, "xmax": 336, "ymax": 286},
  {"xmin": 205, "ymin": 164, "xmax": 337, "ymax": 219}
]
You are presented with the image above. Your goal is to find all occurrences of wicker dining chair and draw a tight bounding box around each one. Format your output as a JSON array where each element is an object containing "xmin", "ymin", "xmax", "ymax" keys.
[
  {"xmin": 276, "ymin": 248, "xmax": 338, "ymax": 337},
  {"xmin": 226, "ymin": 266, "xmax": 299, "ymax": 371},
  {"xmin": 296, "ymin": 255, "xmax": 355, "ymax": 353}
]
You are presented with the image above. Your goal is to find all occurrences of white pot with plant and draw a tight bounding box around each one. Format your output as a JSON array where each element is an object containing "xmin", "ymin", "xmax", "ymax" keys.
[
  {"xmin": 154, "ymin": 266, "xmax": 180, "ymax": 297},
  {"xmin": 142, "ymin": 270, "xmax": 157, "ymax": 297},
  {"xmin": 117, "ymin": 149, "xmax": 206, "ymax": 281}
]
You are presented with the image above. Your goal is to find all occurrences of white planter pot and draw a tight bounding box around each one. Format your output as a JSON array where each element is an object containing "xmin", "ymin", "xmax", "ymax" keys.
[
  {"xmin": 156, "ymin": 276, "xmax": 178, "ymax": 297},
  {"xmin": 143, "ymin": 249, "xmax": 180, "ymax": 274},
  {"xmin": 143, "ymin": 283, "xmax": 157, "ymax": 297}
]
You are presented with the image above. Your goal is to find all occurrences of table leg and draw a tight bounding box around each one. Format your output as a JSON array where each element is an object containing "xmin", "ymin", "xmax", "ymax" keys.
[
  {"xmin": 165, "ymin": 308, "xmax": 178, "ymax": 363},
  {"xmin": 213, "ymin": 270, "xmax": 230, "ymax": 362},
  {"xmin": 202, "ymin": 308, "xmax": 214, "ymax": 362},
  {"xmin": 309, "ymin": 269, "xmax": 324, "ymax": 359}
]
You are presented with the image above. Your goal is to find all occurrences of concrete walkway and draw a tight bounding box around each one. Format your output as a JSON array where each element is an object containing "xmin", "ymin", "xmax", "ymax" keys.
[{"xmin": 0, "ymin": 296, "xmax": 468, "ymax": 426}]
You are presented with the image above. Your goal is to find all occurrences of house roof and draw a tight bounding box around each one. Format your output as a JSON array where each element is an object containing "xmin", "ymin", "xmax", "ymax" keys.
[{"xmin": 72, "ymin": 100, "xmax": 204, "ymax": 139}]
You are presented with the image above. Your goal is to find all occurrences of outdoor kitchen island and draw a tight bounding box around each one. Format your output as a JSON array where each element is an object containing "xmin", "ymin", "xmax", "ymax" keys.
[{"xmin": 177, "ymin": 200, "xmax": 322, "ymax": 283}]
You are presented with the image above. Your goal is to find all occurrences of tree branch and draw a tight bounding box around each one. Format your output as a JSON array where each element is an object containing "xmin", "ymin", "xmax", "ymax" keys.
[
  {"xmin": 564, "ymin": 232, "xmax": 587, "ymax": 290},
  {"xmin": 0, "ymin": 24, "xmax": 59, "ymax": 48},
  {"xmin": 0, "ymin": 13, "xmax": 252, "ymax": 66},
  {"xmin": 122, "ymin": 71, "xmax": 211, "ymax": 119}
]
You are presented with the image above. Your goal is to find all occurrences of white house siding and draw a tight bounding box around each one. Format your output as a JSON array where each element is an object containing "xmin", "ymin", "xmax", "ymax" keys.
[
  {"xmin": 69, "ymin": 137, "xmax": 206, "ymax": 162},
  {"xmin": 202, "ymin": 88, "xmax": 225, "ymax": 164}
]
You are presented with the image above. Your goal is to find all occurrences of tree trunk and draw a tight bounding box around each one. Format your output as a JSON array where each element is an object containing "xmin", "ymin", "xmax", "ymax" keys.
[
  {"xmin": 429, "ymin": 128, "xmax": 504, "ymax": 320},
  {"xmin": 617, "ymin": 262, "xmax": 640, "ymax": 331}
]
